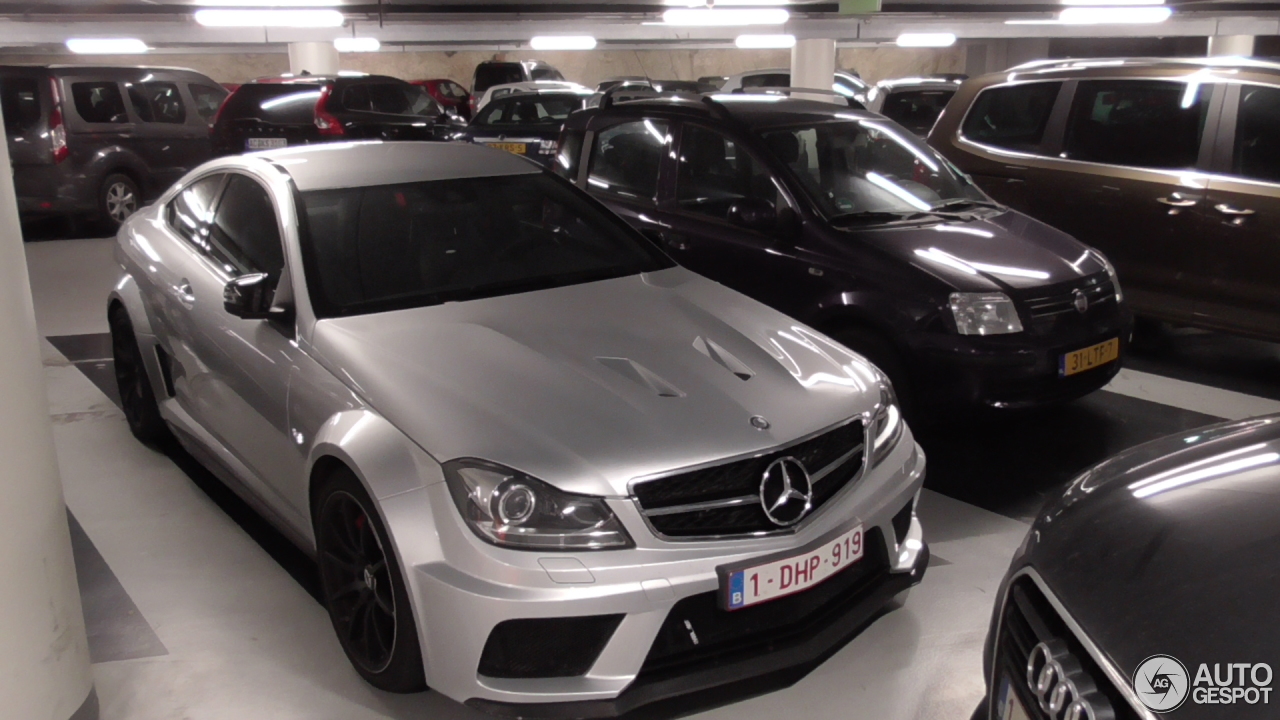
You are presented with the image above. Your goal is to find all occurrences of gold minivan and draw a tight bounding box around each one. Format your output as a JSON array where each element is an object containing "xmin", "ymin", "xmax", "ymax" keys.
[{"xmin": 930, "ymin": 57, "xmax": 1280, "ymax": 341}]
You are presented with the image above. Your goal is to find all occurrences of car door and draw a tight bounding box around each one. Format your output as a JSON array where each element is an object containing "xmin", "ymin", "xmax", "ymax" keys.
[
  {"xmin": 177, "ymin": 173, "xmax": 307, "ymax": 512},
  {"xmin": 580, "ymin": 115, "xmax": 674, "ymax": 238},
  {"xmin": 1033, "ymin": 78, "xmax": 1222, "ymax": 321},
  {"xmin": 64, "ymin": 76, "xmax": 148, "ymax": 175},
  {"xmin": 1194, "ymin": 82, "xmax": 1280, "ymax": 336},
  {"xmin": 125, "ymin": 78, "xmax": 201, "ymax": 191}
]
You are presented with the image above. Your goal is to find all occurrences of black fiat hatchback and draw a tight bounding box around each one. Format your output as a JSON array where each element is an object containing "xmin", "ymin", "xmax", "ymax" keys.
[{"xmin": 557, "ymin": 94, "xmax": 1132, "ymax": 414}]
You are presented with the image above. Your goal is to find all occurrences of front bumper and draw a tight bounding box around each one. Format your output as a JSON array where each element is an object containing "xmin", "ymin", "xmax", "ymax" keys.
[{"xmin": 383, "ymin": 435, "xmax": 927, "ymax": 715}]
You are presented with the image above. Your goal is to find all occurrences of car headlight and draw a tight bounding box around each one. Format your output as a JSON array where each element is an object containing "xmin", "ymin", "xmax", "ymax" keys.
[
  {"xmin": 443, "ymin": 459, "xmax": 633, "ymax": 550},
  {"xmin": 869, "ymin": 381, "xmax": 905, "ymax": 467},
  {"xmin": 949, "ymin": 292, "xmax": 1023, "ymax": 335},
  {"xmin": 1093, "ymin": 250, "xmax": 1123, "ymax": 302}
]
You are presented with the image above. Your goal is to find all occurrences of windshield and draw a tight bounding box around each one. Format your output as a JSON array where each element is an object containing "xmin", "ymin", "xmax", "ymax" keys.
[
  {"xmin": 475, "ymin": 93, "xmax": 585, "ymax": 126},
  {"xmin": 298, "ymin": 173, "xmax": 674, "ymax": 317},
  {"xmin": 759, "ymin": 119, "xmax": 986, "ymax": 220},
  {"xmin": 474, "ymin": 64, "xmax": 525, "ymax": 92}
]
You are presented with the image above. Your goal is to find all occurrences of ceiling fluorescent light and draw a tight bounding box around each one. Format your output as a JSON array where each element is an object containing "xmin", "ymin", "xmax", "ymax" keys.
[
  {"xmin": 1058, "ymin": 6, "xmax": 1171, "ymax": 23},
  {"xmin": 198, "ymin": 0, "xmax": 342, "ymax": 4},
  {"xmin": 662, "ymin": 8, "xmax": 789, "ymax": 26},
  {"xmin": 664, "ymin": 0, "xmax": 791, "ymax": 5},
  {"xmin": 194, "ymin": 9, "xmax": 345, "ymax": 28},
  {"xmin": 1062, "ymin": 0, "xmax": 1164, "ymax": 4},
  {"xmin": 896, "ymin": 33, "xmax": 957, "ymax": 48},
  {"xmin": 65, "ymin": 38, "xmax": 149, "ymax": 54},
  {"xmin": 334, "ymin": 37, "xmax": 380, "ymax": 52},
  {"xmin": 530, "ymin": 35, "xmax": 597, "ymax": 50},
  {"xmin": 735, "ymin": 34, "xmax": 796, "ymax": 49}
]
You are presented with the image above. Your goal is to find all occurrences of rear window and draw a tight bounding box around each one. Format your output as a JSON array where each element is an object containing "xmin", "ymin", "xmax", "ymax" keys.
[
  {"xmin": 474, "ymin": 64, "xmax": 525, "ymax": 93},
  {"xmin": 530, "ymin": 66, "xmax": 564, "ymax": 82},
  {"xmin": 960, "ymin": 81, "xmax": 1061, "ymax": 153},
  {"xmin": 1063, "ymin": 79, "xmax": 1212, "ymax": 170},
  {"xmin": 1, "ymin": 77, "xmax": 41, "ymax": 134},
  {"xmin": 476, "ymin": 94, "xmax": 584, "ymax": 125},
  {"xmin": 339, "ymin": 82, "xmax": 439, "ymax": 116},
  {"xmin": 189, "ymin": 83, "xmax": 229, "ymax": 121},
  {"xmin": 880, "ymin": 89, "xmax": 956, "ymax": 135},
  {"xmin": 742, "ymin": 73, "xmax": 789, "ymax": 89},
  {"xmin": 223, "ymin": 84, "xmax": 322, "ymax": 125},
  {"xmin": 71, "ymin": 81, "xmax": 128, "ymax": 124}
]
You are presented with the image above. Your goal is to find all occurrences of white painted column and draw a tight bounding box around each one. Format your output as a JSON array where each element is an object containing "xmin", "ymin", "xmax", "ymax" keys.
[
  {"xmin": 288, "ymin": 41, "xmax": 340, "ymax": 76},
  {"xmin": 790, "ymin": 38, "xmax": 837, "ymax": 103},
  {"xmin": 0, "ymin": 112, "xmax": 96, "ymax": 717},
  {"xmin": 1208, "ymin": 35, "xmax": 1255, "ymax": 57}
]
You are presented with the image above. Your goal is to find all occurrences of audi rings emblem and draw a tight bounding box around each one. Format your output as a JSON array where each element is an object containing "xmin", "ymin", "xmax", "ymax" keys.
[
  {"xmin": 1026, "ymin": 640, "xmax": 1115, "ymax": 720},
  {"xmin": 759, "ymin": 457, "xmax": 813, "ymax": 527}
]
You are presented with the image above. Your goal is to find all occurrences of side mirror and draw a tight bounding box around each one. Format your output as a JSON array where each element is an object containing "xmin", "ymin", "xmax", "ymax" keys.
[
  {"xmin": 727, "ymin": 198, "xmax": 777, "ymax": 232},
  {"xmin": 224, "ymin": 273, "xmax": 280, "ymax": 320}
]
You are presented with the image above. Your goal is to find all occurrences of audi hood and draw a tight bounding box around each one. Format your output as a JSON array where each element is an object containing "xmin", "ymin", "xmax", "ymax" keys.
[{"xmin": 307, "ymin": 267, "xmax": 887, "ymax": 497}]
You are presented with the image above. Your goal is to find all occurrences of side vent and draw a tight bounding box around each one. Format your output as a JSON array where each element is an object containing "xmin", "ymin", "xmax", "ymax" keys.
[
  {"xmin": 693, "ymin": 336, "xmax": 754, "ymax": 381},
  {"xmin": 153, "ymin": 345, "xmax": 176, "ymax": 397},
  {"xmin": 597, "ymin": 357, "xmax": 685, "ymax": 398}
]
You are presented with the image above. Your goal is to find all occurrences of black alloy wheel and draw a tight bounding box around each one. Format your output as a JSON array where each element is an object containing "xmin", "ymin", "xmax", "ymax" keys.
[
  {"xmin": 109, "ymin": 305, "xmax": 171, "ymax": 447},
  {"xmin": 315, "ymin": 468, "xmax": 426, "ymax": 692}
]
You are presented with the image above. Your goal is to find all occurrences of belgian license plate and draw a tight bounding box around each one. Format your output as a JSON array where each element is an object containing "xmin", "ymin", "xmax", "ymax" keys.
[
  {"xmin": 997, "ymin": 675, "xmax": 1033, "ymax": 720},
  {"xmin": 246, "ymin": 137, "xmax": 288, "ymax": 150},
  {"xmin": 1059, "ymin": 337, "xmax": 1119, "ymax": 377},
  {"xmin": 487, "ymin": 142, "xmax": 526, "ymax": 154},
  {"xmin": 721, "ymin": 525, "xmax": 863, "ymax": 611}
]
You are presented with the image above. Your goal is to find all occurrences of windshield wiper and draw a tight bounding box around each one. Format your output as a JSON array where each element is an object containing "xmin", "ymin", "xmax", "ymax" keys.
[
  {"xmin": 929, "ymin": 198, "xmax": 1004, "ymax": 212},
  {"xmin": 828, "ymin": 210, "xmax": 931, "ymax": 225}
]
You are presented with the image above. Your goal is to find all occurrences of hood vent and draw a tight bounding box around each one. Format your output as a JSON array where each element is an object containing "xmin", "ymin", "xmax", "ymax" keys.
[
  {"xmin": 693, "ymin": 336, "xmax": 754, "ymax": 381},
  {"xmin": 597, "ymin": 357, "xmax": 685, "ymax": 398}
]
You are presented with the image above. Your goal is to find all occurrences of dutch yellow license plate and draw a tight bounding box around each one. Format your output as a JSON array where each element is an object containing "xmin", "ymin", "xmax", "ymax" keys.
[
  {"xmin": 487, "ymin": 142, "xmax": 526, "ymax": 154},
  {"xmin": 1059, "ymin": 337, "xmax": 1119, "ymax": 377}
]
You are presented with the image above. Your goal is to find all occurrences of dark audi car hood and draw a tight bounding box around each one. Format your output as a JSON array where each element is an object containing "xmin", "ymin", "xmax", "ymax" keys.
[
  {"xmin": 1021, "ymin": 415, "xmax": 1280, "ymax": 718},
  {"xmin": 854, "ymin": 210, "xmax": 1105, "ymax": 292}
]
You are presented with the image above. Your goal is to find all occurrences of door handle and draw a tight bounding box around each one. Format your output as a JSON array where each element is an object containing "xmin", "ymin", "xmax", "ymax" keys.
[
  {"xmin": 1156, "ymin": 196, "xmax": 1198, "ymax": 208},
  {"xmin": 1214, "ymin": 203, "xmax": 1255, "ymax": 216},
  {"xmin": 174, "ymin": 279, "xmax": 195, "ymax": 306}
]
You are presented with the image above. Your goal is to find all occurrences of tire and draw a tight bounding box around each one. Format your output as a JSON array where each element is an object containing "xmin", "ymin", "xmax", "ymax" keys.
[
  {"xmin": 109, "ymin": 305, "xmax": 172, "ymax": 448},
  {"xmin": 99, "ymin": 173, "xmax": 140, "ymax": 229},
  {"xmin": 314, "ymin": 467, "xmax": 427, "ymax": 693},
  {"xmin": 830, "ymin": 326, "xmax": 917, "ymax": 422}
]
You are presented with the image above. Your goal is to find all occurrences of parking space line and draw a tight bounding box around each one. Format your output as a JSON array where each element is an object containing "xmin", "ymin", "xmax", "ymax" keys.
[{"xmin": 1105, "ymin": 368, "xmax": 1280, "ymax": 421}]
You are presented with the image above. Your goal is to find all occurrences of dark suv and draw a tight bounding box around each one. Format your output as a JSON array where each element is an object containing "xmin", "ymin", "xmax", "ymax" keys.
[
  {"xmin": 930, "ymin": 58, "xmax": 1280, "ymax": 342},
  {"xmin": 211, "ymin": 74, "xmax": 458, "ymax": 156},
  {"xmin": 1, "ymin": 64, "xmax": 227, "ymax": 229},
  {"xmin": 559, "ymin": 94, "xmax": 1132, "ymax": 413}
]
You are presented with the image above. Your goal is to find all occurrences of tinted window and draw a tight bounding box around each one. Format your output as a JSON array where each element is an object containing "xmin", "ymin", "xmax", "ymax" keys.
[
  {"xmin": 677, "ymin": 125, "xmax": 778, "ymax": 221},
  {"xmin": 961, "ymin": 82, "xmax": 1061, "ymax": 153},
  {"xmin": 555, "ymin": 130, "xmax": 584, "ymax": 180},
  {"xmin": 587, "ymin": 119, "xmax": 670, "ymax": 202},
  {"xmin": 530, "ymin": 66, "xmax": 564, "ymax": 82},
  {"xmin": 224, "ymin": 84, "xmax": 322, "ymax": 125},
  {"xmin": 438, "ymin": 81, "xmax": 467, "ymax": 99},
  {"xmin": 1232, "ymin": 85, "xmax": 1280, "ymax": 183},
  {"xmin": 71, "ymin": 81, "xmax": 128, "ymax": 124},
  {"xmin": 1063, "ymin": 80, "xmax": 1212, "ymax": 169},
  {"xmin": 474, "ymin": 64, "xmax": 525, "ymax": 93},
  {"xmin": 881, "ymin": 89, "xmax": 955, "ymax": 135},
  {"xmin": 167, "ymin": 175, "xmax": 224, "ymax": 246},
  {"xmin": 342, "ymin": 82, "xmax": 437, "ymax": 116},
  {"xmin": 189, "ymin": 84, "xmax": 228, "ymax": 121},
  {"xmin": 128, "ymin": 82, "xmax": 186, "ymax": 124},
  {"xmin": 298, "ymin": 174, "xmax": 672, "ymax": 317},
  {"xmin": 1, "ymin": 78, "xmax": 41, "ymax": 134},
  {"xmin": 208, "ymin": 175, "xmax": 284, "ymax": 280},
  {"xmin": 476, "ymin": 94, "xmax": 583, "ymax": 125},
  {"xmin": 742, "ymin": 73, "xmax": 789, "ymax": 88}
]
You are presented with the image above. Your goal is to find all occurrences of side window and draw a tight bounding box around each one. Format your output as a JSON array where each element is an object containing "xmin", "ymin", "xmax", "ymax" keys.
[
  {"xmin": 587, "ymin": 119, "xmax": 670, "ymax": 202},
  {"xmin": 71, "ymin": 81, "xmax": 128, "ymax": 124},
  {"xmin": 676, "ymin": 125, "xmax": 778, "ymax": 221},
  {"xmin": 167, "ymin": 175, "xmax": 224, "ymax": 247},
  {"xmin": 743, "ymin": 73, "xmax": 788, "ymax": 89},
  {"xmin": 554, "ymin": 129, "xmax": 585, "ymax": 180},
  {"xmin": 1232, "ymin": 85, "xmax": 1280, "ymax": 184},
  {"xmin": 1063, "ymin": 80, "xmax": 1212, "ymax": 170},
  {"xmin": 1, "ymin": 78, "xmax": 41, "ymax": 134},
  {"xmin": 207, "ymin": 176, "xmax": 285, "ymax": 281},
  {"xmin": 960, "ymin": 82, "xmax": 1061, "ymax": 153},
  {"xmin": 189, "ymin": 84, "xmax": 228, "ymax": 121},
  {"xmin": 340, "ymin": 85, "xmax": 372, "ymax": 112},
  {"xmin": 127, "ymin": 82, "xmax": 186, "ymax": 124}
]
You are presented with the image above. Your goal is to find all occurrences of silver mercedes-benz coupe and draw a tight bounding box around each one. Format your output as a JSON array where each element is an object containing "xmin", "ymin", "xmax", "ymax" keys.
[{"xmin": 108, "ymin": 140, "xmax": 928, "ymax": 716}]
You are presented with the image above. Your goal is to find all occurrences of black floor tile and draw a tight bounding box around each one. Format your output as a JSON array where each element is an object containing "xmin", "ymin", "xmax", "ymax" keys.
[
  {"xmin": 1127, "ymin": 325, "xmax": 1280, "ymax": 402},
  {"xmin": 48, "ymin": 334, "xmax": 113, "ymax": 364}
]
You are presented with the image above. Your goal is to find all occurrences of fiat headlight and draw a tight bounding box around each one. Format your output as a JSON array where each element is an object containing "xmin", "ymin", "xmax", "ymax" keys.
[
  {"xmin": 443, "ymin": 459, "xmax": 633, "ymax": 550},
  {"xmin": 1094, "ymin": 250, "xmax": 1124, "ymax": 302},
  {"xmin": 949, "ymin": 292, "xmax": 1023, "ymax": 335},
  {"xmin": 870, "ymin": 381, "xmax": 904, "ymax": 467}
]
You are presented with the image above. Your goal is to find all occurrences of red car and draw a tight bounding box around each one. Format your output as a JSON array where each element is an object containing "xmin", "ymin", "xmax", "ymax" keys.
[{"xmin": 412, "ymin": 78, "xmax": 471, "ymax": 120}]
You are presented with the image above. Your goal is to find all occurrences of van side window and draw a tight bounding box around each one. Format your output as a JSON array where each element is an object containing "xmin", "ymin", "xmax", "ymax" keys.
[
  {"xmin": 587, "ymin": 119, "xmax": 670, "ymax": 203},
  {"xmin": 1063, "ymin": 80, "xmax": 1212, "ymax": 170},
  {"xmin": 960, "ymin": 82, "xmax": 1061, "ymax": 153},
  {"xmin": 167, "ymin": 175, "xmax": 224, "ymax": 247},
  {"xmin": 71, "ymin": 81, "xmax": 128, "ymax": 124},
  {"xmin": 0, "ymin": 78, "xmax": 41, "ymax": 134},
  {"xmin": 1233, "ymin": 85, "xmax": 1280, "ymax": 184},
  {"xmin": 189, "ymin": 84, "xmax": 228, "ymax": 121},
  {"xmin": 676, "ymin": 125, "xmax": 778, "ymax": 221},
  {"xmin": 128, "ymin": 82, "xmax": 187, "ymax": 124}
]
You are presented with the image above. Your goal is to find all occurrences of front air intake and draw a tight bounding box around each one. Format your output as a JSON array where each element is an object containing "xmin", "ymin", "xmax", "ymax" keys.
[{"xmin": 478, "ymin": 614, "xmax": 624, "ymax": 679}]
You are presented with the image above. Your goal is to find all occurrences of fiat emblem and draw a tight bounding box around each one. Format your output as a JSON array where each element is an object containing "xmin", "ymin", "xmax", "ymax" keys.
[
  {"xmin": 750, "ymin": 415, "xmax": 770, "ymax": 430},
  {"xmin": 1073, "ymin": 289, "xmax": 1089, "ymax": 314}
]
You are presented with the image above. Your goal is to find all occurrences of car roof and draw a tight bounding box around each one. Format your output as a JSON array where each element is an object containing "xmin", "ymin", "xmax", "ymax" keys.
[
  {"xmin": 249, "ymin": 141, "xmax": 541, "ymax": 192},
  {"xmin": 1, "ymin": 64, "xmax": 208, "ymax": 77},
  {"xmin": 1008, "ymin": 56, "xmax": 1280, "ymax": 76},
  {"xmin": 246, "ymin": 73, "xmax": 403, "ymax": 85},
  {"xmin": 876, "ymin": 76, "xmax": 966, "ymax": 89},
  {"xmin": 584, "ymin": 94, "xmax": 873, "ymax": 129}
]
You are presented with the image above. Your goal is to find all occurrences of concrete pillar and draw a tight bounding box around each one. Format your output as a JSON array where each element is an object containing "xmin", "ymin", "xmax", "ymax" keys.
[
  {"xmin": 791, "ymin": 38, "xmax": 838, "ymax": 103},
  {"xmin": 0, "ymin": 113, "xmax": 96, "ymax": 716},
  {"xmin": 288, "ymin": 41, "xmax": 340, "ymax": 76},
  {"xmin": 1208, "ymin": 35, "xmax": 1254, "ymax": 57}
]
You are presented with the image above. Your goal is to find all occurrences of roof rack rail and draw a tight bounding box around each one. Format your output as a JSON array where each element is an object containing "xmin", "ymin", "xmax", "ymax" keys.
[{"xmin": 736, "ymin": 86, "xmax": 865, "ymax": 108}]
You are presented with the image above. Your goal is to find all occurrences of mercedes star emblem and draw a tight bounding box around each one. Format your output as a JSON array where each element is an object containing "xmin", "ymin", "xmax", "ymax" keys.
[{"xmin": 759, "ymin": 457, "xmax": 813, "ymax": 527}]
